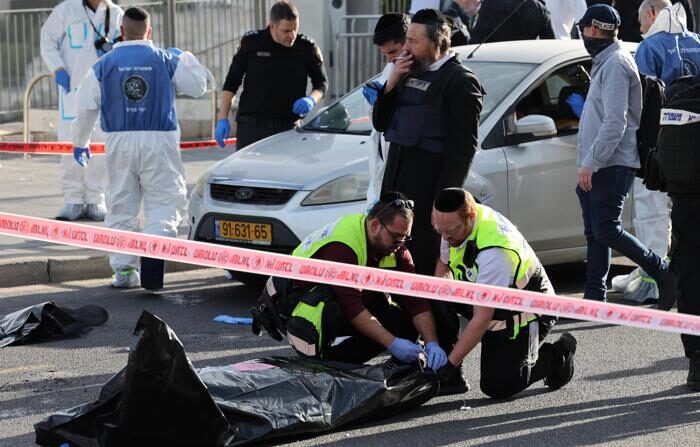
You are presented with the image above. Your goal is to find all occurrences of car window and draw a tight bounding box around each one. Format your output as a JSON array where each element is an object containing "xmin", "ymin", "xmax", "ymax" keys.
[{"xmin": 462, "ymin": 61, "xmax": 537, "ymax": 121}]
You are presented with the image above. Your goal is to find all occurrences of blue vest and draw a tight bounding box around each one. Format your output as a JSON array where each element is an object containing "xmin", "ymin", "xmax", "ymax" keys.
[
  {"xmin": 384, "ymin": 64, "xmax": 454, "ymax": 154},
  {"xmin": 93, "ymin": 43, "xmax": 179, "ymax": 132}
]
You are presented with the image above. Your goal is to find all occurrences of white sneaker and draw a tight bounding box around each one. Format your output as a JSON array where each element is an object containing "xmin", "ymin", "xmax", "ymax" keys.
[
  {"xmin": 111, "ymin": 269, "xmax": 141, "ymax": 288},
  {"xmin": 85, "ymin": 203, "xmax": 107, "ymax": 221},
  {"xmin": 611, "ymin": 267, "xmax": 640, "ymax": 292},
  {"xmin": 56, "ymin": 204, "xmax": 86, "ymax": 221}
]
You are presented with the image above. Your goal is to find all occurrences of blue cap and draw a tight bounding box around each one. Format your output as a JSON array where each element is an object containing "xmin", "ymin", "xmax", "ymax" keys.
[{"xmin": 577, "ymin": 4, "xmax": 621, "ymax": 31}]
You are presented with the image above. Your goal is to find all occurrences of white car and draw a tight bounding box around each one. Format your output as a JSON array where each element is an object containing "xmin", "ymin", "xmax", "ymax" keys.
[{"xmin": 188, "ymin": 40, "xmax": 637, "ymax": 285}]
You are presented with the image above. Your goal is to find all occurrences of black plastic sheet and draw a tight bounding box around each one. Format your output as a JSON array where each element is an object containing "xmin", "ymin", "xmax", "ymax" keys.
[
  {"xmin": 0, "ymin": 302, "xmax": 108, "ymax": 348},
  {"xmin": 35, "ymin": 311, "xmax": 438, "ymax": 446}
]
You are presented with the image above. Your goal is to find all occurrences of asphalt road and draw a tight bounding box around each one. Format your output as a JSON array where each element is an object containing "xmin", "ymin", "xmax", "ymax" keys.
[{"xmin": 1, "ymin": 264, "xmax": 698, "ymax": 447}]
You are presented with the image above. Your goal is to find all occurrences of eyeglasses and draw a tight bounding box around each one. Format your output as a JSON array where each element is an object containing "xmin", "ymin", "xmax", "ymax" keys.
[
  {"xmin": 433, "ymin": 220, "xmax": 465, "ymax": 238},
  {"xmin": 380, "ymin": 220, "xmax": 412, "ymax": 244},
  {"xmin": 378, "ymin": 196, "xmax": 415, "ymax": 212}
]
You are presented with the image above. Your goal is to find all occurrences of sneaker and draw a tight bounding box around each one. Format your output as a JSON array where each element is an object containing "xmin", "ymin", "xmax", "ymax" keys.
[
  {"xmin": 611, "ymin": 267, "xmax": 640, "ymax": 292},
  {"xmin": 544, "ymin": 332, "xmax": 577, "ymax": 390},
  {"xmin": 622, "ymin": 274, "xmax": 658, "ymax": 303},
  {"xmin": 438, "ymin": 363, "xmax": 470, "ymax": 395},
  {"xmin": 85, "ymin": 203, "xmax": 107, "ymax": 221},
  {"xmin": 688, "ymin": 352, "xmax": 700, "ymax": 391},
  {"xmin": 111, "ymin": 269, "xmax": 140, "ymax": 288},
  {"xmin": 55, "ymin": 204, "xmax": 86, "ymax": 221},
  {"xmin": 655, "ymin": 270, "xmax": 678, "ymax": 311}
]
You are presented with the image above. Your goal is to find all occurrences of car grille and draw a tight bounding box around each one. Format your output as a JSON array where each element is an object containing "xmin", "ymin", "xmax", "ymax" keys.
[{"xmin": 210, "ymin": 184, "xmax": 296, "ymax": 205}]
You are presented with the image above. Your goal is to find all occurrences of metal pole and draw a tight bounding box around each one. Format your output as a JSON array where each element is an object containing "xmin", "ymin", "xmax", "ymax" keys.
[{"xmin": 162, "ymin": 0, "xmax": 177, "ymax": 48}]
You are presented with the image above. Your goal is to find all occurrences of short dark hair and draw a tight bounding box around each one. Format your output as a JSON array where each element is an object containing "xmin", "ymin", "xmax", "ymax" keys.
[
  {"xmin": 270, "ymin": 1, "xmax": 298, "ymax": 23},
  {"xmin": 411, "ymin": 9, "xmax": 451, "ymax": 53},
  {"xmin": 373, "ymin": 13, "xmax": 409, "ymax": 46},
  {"xmin": 368, "ymin": 191, "xmax": 414, "ymax": 225}
]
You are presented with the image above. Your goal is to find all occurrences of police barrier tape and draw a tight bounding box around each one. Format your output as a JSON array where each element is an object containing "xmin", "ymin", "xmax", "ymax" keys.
[
  {"xmin": 1, "ymin": 211, "xmax": 699, "ymax": 337},
  {"xmin": 0, "ymin": 138, "xmax": 237, "ymax": 155}
]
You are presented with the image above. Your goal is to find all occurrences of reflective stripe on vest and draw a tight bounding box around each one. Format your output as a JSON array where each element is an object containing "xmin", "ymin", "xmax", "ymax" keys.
[{"xmin": 292, "ymin": 214, "xmax": 397, "ymax": 268}]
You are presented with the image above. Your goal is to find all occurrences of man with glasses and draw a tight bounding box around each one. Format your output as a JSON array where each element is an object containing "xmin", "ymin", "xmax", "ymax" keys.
[
  {"xmin": 431, "ymin": 187, "xmax": 578, "ymax": 398},
  {"xmin": 252, "ymin": 192, "xmax": 449, "ymax": 376}
]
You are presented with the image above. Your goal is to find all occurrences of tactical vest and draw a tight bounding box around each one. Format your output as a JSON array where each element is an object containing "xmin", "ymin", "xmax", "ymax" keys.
[
  {"xmin": 383, "ymin": 59, "xmax": 462, "ymax": 154},
  {"xmin": 448, "ymin": 205, "xmax": 540, "ymax": 338}
]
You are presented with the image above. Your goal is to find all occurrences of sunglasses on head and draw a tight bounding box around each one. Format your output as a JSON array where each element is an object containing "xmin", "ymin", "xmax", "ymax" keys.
[{"xmin": 378, "ymin": 193, "xmax": 415, "ymax": 212}]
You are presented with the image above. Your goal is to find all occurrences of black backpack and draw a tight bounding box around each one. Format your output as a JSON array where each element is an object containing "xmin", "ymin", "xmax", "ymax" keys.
[{"xmin": 637, "ymin": 73, "xmax": 665, "ymax": 180}]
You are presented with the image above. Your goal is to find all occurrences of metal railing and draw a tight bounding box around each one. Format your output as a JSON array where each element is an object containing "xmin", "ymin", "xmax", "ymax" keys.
[{"xmin": 332, "ymin": 14, "xmax": 384, "ymax": 100}]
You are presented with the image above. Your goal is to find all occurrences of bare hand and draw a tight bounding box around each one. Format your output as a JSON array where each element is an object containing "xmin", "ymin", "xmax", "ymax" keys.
[
  {"xmin": 578, "ymin": 167, "xmax": 593, "ymax": 192},
  {"xmin": 385, "ymin": 53, "xmax": 413, "ymax": 92}
]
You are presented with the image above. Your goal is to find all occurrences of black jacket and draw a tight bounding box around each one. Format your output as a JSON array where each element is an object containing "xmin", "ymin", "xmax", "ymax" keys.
[{"xmin": 470, "ymin": 0, "xmax": 555, "ymax": 44}]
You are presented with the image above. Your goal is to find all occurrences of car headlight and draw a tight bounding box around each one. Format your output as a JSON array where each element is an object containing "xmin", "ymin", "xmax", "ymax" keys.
[
  {"xmin": 301, "ymin": 174, "xmax": 369, "ymax": 206},
  {"xmin": 193, "ymin": 172, "xmax": 210, "ymax": 198}
]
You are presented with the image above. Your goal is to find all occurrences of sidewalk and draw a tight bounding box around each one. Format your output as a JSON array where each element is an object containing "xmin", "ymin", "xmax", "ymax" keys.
[{"xmin": 0, "ymin": 147, "xmax": 232, "ymax": 287}]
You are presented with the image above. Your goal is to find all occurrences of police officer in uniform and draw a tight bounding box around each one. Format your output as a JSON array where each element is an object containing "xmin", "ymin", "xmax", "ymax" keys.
[
  {"xmin": 252, "ymin": 192, "xmax": 448, "ymax": 375},
  {"xmin": 215, "ymin": 1, "xmax": 328, "ymax": 150},
  {"xmin": 372, "ymin": 8, "xmax": 484, "ymax": 277},
  {"xmin": 431, "ymin": 188, "xmax": 578, "ymax": 398}
]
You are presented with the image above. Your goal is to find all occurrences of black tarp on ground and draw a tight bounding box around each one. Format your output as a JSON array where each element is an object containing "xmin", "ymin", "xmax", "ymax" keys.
[
  {"xmin": 35, "ymin": 311, "xmax": 438, "ymax": 447},
  {"xmin": 0, "ymin": 302, "xmax": 108, "ymax": 348}
]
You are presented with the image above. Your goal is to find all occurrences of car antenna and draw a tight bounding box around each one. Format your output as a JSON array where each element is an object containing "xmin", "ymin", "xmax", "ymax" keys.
[{"xmin": 467, "ymin": 0, "xmax": 529, "ymax": 59}]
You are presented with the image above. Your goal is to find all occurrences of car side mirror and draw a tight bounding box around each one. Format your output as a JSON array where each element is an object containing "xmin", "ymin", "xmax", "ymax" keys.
[{"xmin": 506, "ymin": 114, "xmax": 558, "ymax": 145}]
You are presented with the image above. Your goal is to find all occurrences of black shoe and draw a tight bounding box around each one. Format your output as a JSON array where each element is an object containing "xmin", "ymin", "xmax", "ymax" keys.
[
  {"xmin": 545, "ymin": 333, "xmax": 577, "ymax": 390},
  {"xmin": 655, "ymin": 271, "xmax": 678, "ymax": 311},
  {"xmin": 688, "ymin": 352, "xmax": 700, "ymax": 391},
  {"xmin": 437, "ymin": 362, "xmax": 470, "ymax": 395}
]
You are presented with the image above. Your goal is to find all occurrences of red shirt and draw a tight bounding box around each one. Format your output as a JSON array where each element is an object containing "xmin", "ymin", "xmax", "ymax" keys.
[{"xmin": 296, "ymin": 242, "xmax": 432, "ymax": 320}]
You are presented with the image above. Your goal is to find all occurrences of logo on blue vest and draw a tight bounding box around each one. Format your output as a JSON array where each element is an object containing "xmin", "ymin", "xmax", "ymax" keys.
[{"xmin": 124, "ymin": 76, "xmax": 148, "ymax": 102}]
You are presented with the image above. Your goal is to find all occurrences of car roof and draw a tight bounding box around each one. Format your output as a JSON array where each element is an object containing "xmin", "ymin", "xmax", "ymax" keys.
[{"xmin": 453, "ymin": 39, "xmax": 638, "ymax": 65}]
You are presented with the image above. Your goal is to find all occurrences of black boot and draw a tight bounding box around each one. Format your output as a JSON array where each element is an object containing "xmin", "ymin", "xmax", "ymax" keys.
[
  {"xmin": 688, "ymin": 351, "xmax": 700, "ymax": 391},
  {"xmin": 436, "ymin": 362, "xmax": 470, "ymax": 395},
  {"xmin": 544, "ymin": 333, "xmax": 577, "ymax": 390}
]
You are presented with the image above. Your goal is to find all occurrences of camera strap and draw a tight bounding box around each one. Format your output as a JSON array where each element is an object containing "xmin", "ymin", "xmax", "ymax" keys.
[{"xmin": 83, "ymin": 0, "xmax": 110, "ymax": 40}]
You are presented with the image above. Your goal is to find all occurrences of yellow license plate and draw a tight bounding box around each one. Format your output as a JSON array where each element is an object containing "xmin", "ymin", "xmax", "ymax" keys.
[{"xmin": 215, "ymin": 220, "xmax": 272, "ymax": 245}]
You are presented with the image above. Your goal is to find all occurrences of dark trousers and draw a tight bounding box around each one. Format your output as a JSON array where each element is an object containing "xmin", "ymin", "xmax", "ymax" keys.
[
  {"xmin": 670, "ymin": 195, "xmax": 700, "ymax": 357},
  {"xmin": 235, "ymin": 119, "xmax": 296, "ymax": 150},
  {"xmin": 323, "ymin": 294, "xmax": 418, "ymax": 365},
  {"xmin": 381, "ymin": 144, "xmax": 443, "ymax": 275},
  {"xmin": 576, "ymin": 165, "xmax": 669, "ymax": 300}
]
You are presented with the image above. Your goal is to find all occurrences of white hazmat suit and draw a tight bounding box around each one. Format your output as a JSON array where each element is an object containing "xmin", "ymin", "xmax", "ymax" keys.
[{"xmin": 40, "ymin": 0, "xmax": 123, "ymax": 218}]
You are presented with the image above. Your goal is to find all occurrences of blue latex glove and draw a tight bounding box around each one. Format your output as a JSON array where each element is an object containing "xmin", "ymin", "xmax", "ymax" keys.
[
  {"xmin": 566, "ymin": 93, "xmax": 585, "ymax": 118},
  {"xmin": 213, "ymin": 315, "xmax": 253, "ymax": 325},
  {"xmin": 292, "ymin": 96, "xmax": 315, "ymax": 116},
  {"xmin": 73, "ymin": 147, "xmax": 90, "ymax": 167},
  {"xmin": 167, "ymin": 47, "xmax": 183, "ymax": 56},
  {"xmin": 55, "ymin": 69, "xmax": 70, "ymax": 92},
  {"xmin": 425, "ymin": 341, "xmax": 448, "ymax": 370},
  {"xmin": 362, "ymin": 81, "xmax": 382, "ymax": 106},
  {"xmin": 215, "ymin": 118, "xmax": 230, "ymax": 147},
  {"xmin": 388, "ymin": 337, "xmax": 422, "ymax": 363}
]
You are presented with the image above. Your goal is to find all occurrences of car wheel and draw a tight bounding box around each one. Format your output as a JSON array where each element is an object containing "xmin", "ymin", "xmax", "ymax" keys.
[{"xmin": 228, "ymin": 270, "xmax": 269, "ymax": 287}]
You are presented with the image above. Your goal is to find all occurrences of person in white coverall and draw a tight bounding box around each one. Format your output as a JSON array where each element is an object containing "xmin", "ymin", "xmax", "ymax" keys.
[
  {"xmin": 72, "ymin": 6, "xmax": 208, "ymax": 288},
  {"xmin": 40, "ymin": 0, "xmax": 123, "ymax": 221},
  {"xmin": 544, "ymin": 0, "xmax": 588, "ymax": 39},
  {"xmin": 612, "ymin": 0, "xmax": 700, "ymax": 304},
  {"xmin": 362, "ymin": 13, "xmax": 409, "ymax": 208}
]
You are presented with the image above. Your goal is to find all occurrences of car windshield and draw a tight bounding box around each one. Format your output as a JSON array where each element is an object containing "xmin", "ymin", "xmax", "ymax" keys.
[{"xmin": 303, "ymin": 60, "xmax": 536, "ymax": 135}]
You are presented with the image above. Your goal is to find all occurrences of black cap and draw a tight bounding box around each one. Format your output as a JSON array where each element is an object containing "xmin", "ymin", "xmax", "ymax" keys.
[
  {"xmin": 577, "ymin": 4, "xmax": 620, "ymax": 30},
  {"xmin": 373, "ymin": 13, "xmax": 409, "ymax": 46},
  {"xmin": 434, "ymin": 188, "xmax": 466, "ymax": 213},
  {"xmin": 124, "ymin": 6, "xmax": 149, "ymax": 21},
  {"xmin": 411, "ymin": 8, "xmax": 446, "ymax": 26}
]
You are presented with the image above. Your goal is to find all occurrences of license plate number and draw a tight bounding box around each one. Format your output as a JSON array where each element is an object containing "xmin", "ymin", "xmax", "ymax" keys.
[{"xmin": 215, "ymin": 220, "xmax": 272, "ymax": 245}]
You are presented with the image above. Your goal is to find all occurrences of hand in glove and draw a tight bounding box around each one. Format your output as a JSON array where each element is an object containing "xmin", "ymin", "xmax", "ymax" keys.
[
  {"xmin": 436, "ymin": 361, "xmax": 457, "ymax": 382},
  {"xmin": 55, "ymin": 69, "xmax": 70, "ymax": 92},
  {"xmin": 425, "ymin": 341, "xmax": 448, "ymax": 370},
  {"xmin": 566, "ymin": 93, "xmax": 585, "ymax": 118},
  {"xmin": 215, "ymin": 118, "xmax": 230, "ymax": 148},
  {"xmin": 362, "ymin": 81, "xmax": 382, "ymax": 106},
  {"xmin": 73, "ymin": 147, "xmax": 90, "ymax": 167},
  {"xmin": 388, "ymin": 337, "xmax": 422, "ymax": 363},
  {"xmin": 292, "ymin": 96, "xmax": 316, "ymax": 116}
]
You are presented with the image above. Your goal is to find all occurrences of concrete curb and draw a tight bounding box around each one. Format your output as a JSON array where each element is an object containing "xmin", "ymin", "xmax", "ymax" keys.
[{"xmin": 0, "ymin": 255, "xmax": 209, "ymax": 288}]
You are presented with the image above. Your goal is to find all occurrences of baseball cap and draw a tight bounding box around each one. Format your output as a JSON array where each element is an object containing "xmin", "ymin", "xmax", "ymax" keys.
[{"xmin": 577, "ymin": 4, "xmax": 621, "ymax": 31}]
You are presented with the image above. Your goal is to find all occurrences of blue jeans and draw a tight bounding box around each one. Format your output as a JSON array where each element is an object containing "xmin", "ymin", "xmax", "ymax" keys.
[{"xmin": 576, "ymin": 166, "xmax": 668, "ymax": 300}]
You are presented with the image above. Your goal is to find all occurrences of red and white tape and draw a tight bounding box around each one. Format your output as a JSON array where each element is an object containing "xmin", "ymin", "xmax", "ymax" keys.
[
  {"xmin": 1, "ymin": 211, "xmax": 698, "ymax": 336},
  {"xmin": 0, "ymin": 138, "xmax": 237, "ymax": 155}
]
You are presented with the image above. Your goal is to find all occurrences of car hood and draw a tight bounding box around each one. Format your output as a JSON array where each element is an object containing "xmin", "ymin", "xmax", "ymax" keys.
[{"xmin": 209, "ymin": 129, "xmax": 370, "ymax": 190}]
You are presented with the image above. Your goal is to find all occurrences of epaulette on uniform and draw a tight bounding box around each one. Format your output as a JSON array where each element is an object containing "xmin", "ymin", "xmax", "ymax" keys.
[{"xmin": 298, "ymin": 33, "xmax": 316, "ymax": 46}]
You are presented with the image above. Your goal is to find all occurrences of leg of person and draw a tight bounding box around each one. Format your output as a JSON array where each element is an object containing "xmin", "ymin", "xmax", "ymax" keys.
[
  {"xmin": 576, "ymin": 182, "xmax": 610, "ymax": 301},
  {"xmin": 105, "ymin": 134, "xmax": 141, "ymax": 288},
  {"xmin": 83, "ymin": 127, "xmax": 108, "ymax": 222},
  {"xmin": 235, "ymin": 120, "xmax": 293, "ymax": 150},
  {"xmin": 670, "ymin": 195, "xmax": 700, "ymax": 391},
  {"xmin": 322, "ymin": 293, "xmax": 419, "ymax": 365},
  {"xmin": 55, "ymin": 117, "xmax": 86, "ymax": 221},
  {"xmin": 139, "ymin": 132, "xmax": 188, "ymax": 291}
]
